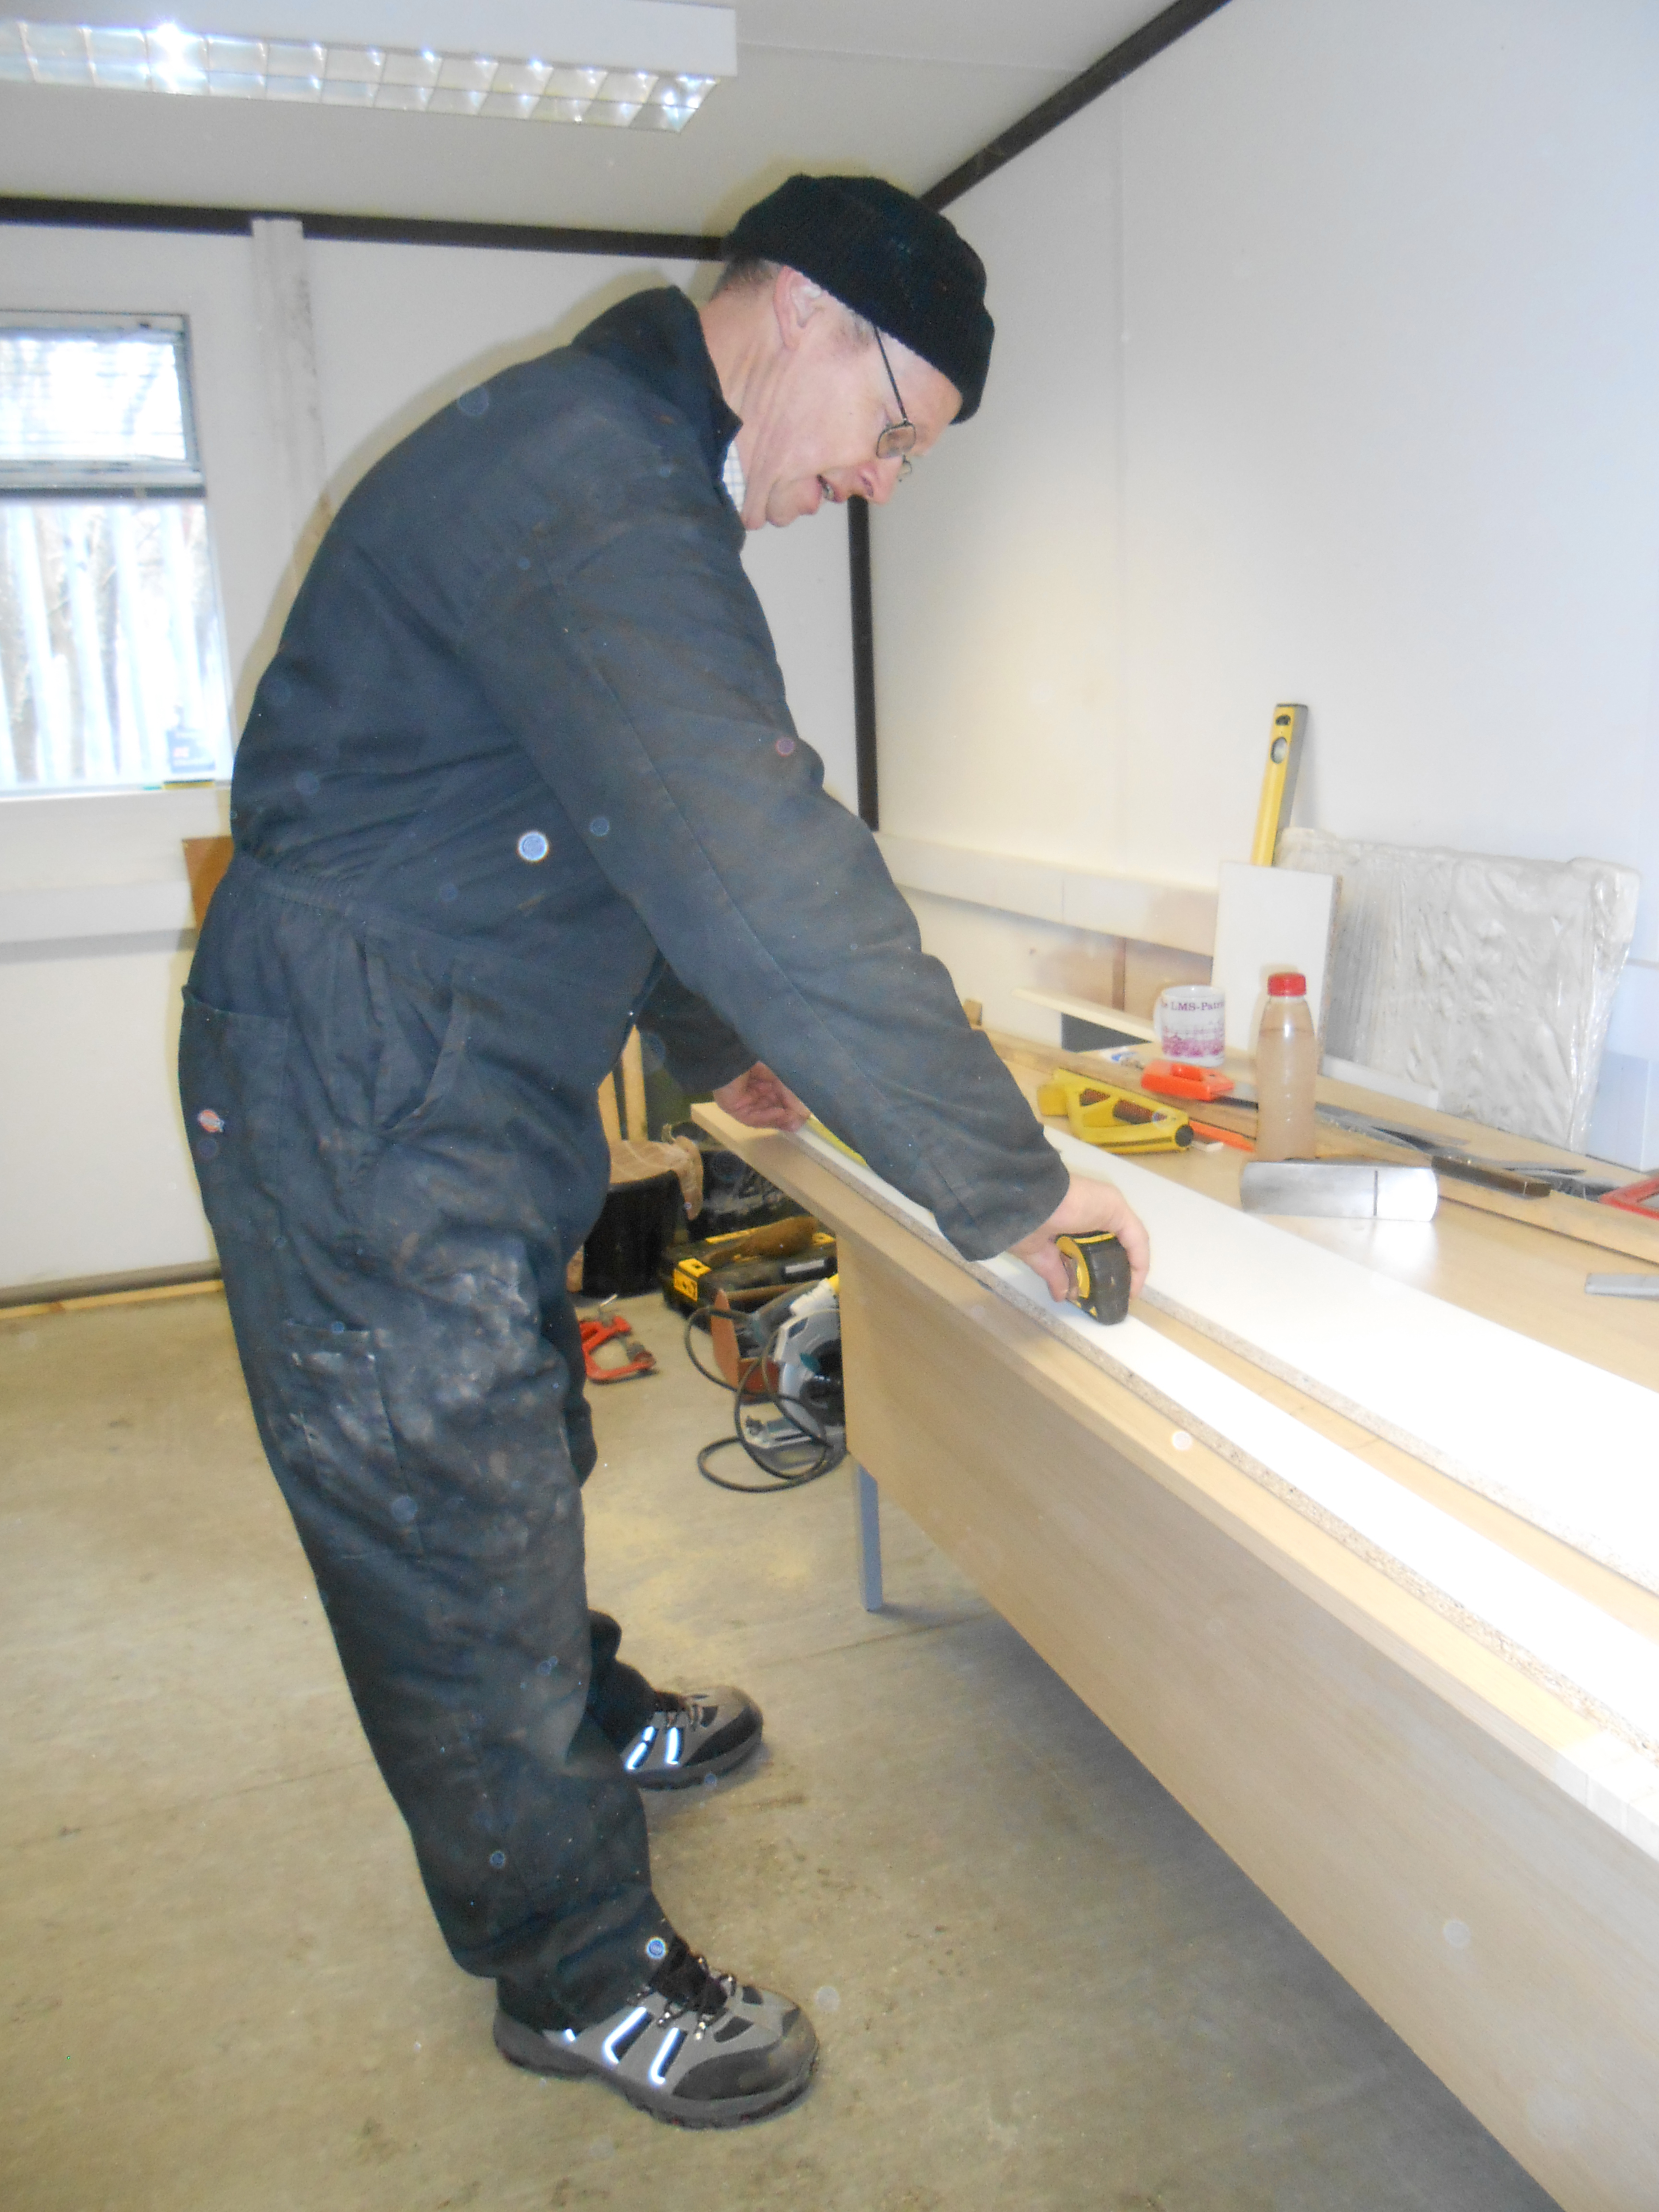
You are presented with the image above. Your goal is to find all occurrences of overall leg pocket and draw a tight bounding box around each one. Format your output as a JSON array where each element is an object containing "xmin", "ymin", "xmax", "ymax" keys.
[
  {"xmin": 276, "ymin": 1322, "xmax": 424, "ymax": 1555},
  {"xmin": 179, "ymin": 991, "xmax": 292, "ymax": 1252}
]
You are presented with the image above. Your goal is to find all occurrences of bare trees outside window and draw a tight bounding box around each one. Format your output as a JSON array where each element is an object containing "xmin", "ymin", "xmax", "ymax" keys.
[{"xmin": 0, "ymin": 315, "xmax": 231, "ymax": 790}]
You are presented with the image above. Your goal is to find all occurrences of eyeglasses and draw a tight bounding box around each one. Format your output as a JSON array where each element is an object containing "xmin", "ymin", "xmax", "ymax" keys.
[{"xmin": 873, "ymin": 329, "xmax": 915, "ymax": 480}]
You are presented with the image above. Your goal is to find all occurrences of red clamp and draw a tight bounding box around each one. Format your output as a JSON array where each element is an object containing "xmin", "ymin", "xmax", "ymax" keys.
[
  {"xmin": 580, "ymin": 1314, "xmax": 657, "ymax": 1384},
  {"xmin": 1601, "ymin": 1173, "xmax": 1659, "ymax": 1218}
]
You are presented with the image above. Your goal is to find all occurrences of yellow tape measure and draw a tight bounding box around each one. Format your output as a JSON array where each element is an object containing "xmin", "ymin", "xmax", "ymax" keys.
[{"xmin": 1055, "ymin": 1231, "xmax": 1131, "ymax": 1325}]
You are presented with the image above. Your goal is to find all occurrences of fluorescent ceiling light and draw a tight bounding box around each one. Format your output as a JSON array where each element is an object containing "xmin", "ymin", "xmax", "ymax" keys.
[{"xmin": 0, "ymin": 1, "xmax": 734, "ymax": 127}]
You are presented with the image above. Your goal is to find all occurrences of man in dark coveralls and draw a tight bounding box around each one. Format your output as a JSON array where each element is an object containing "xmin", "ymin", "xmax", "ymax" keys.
[{"xmin": 180, "ymin": 174, "xmax": 1148, "ymax": 2128}]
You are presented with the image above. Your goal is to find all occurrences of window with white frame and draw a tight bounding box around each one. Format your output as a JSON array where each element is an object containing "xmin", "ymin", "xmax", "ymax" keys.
[{"xmin": 0, "ymin": 312, "xmax": 232, "ymax": 791}]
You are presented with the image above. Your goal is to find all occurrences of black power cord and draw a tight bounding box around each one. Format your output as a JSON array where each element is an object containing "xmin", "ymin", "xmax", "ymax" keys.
[{"xmin": 683, "ymin": 1307, "xmax": 845, "ymax": 1493}]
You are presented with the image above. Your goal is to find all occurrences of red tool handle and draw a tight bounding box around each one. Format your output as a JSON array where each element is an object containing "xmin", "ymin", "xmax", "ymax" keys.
[{"xmin": 1189, "ymin": 1119, "xmax": 1254, "ymax": 1152}]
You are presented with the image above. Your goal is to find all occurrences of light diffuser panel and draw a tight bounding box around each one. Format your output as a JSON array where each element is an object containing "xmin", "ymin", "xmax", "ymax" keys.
[{"xmin": 0, "ymin": 4, "xmax": 728, "ymax": 126}]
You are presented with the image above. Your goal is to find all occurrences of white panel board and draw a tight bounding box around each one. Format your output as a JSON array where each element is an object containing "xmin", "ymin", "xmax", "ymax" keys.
[
  {"xmin": 1058, "ymin": 1135, "xmax": 1659, "ymax": 1599},
  {"xmin": 1211, "ymin": 862, "xmax": 1337, "ymax": 1052},
  {"xmin": 1279, "ymin": 831, "xmax": 1638, "ymax": 1153},
  {"xmin": 781, "ymin": 1123, "xmax": 1659, "ymax": 1816}
]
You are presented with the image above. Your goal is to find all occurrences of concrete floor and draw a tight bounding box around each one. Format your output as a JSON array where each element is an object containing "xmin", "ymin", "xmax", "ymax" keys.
[{"xmin": 0, "ymin": 1285, "xmax": 1560, "ymax": 2212}]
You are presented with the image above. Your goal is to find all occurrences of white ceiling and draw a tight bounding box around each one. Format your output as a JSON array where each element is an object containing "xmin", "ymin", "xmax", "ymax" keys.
[{"xmin": 0, "ymin": 2, "xmax": 1174, "ymax": 233}]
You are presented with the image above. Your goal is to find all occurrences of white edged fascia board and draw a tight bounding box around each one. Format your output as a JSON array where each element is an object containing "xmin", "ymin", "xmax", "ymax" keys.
[
  {"xmin": 876, "ymin": 832, "xmax": 1218, "ymax": 956},
  {"xmin": 0, "ymin": 879, "xmax": 194, "ymax": 945},
  {"xmin": 1058, "ymin": 868, "xmax": 1217, "ymax": 956},
  {"xmin": 1012, "ymin": 987, "xmax": 1159, "ymax": 1042},
  {"xmin": 874, "ymin": 832, "xmax": 1063, "ymax": 925},
  {"xmin": 23, "ymin": 1, "xmax": 738, "ymax": 77}
]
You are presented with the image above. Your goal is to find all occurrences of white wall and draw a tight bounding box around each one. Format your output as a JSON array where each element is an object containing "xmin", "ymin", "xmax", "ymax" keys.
[
  {"xmin": 0, "ymin": 226, "xmax": 855, "ymax": 1290},
  {"xmin": 873, "ymin": 0, "xmax": 1659, "ymax": 1153},
  {"xmin": 0, "ymin": 226, "xmax": 289, "ymax": 1289}
]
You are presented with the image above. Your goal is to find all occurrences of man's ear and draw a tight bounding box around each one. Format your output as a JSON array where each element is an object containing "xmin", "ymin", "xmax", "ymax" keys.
[{"xmin": 771, "ymin": 265, "xmax": 829, "ymax": 354}]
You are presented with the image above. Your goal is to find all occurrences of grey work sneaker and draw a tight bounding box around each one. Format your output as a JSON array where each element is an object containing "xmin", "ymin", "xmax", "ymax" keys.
[
  {"xmin": 493, "ymin": 1935, "xmax": 817, "ymax": 2127},
  {"xmin": 621, "ymin": 1686, "xmax": 762, "ymax": 1790}
]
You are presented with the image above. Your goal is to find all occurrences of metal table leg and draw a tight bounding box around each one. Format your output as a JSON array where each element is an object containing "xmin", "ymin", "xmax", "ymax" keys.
[{"xmin": 854, "ymin": 1461, "xmax": 883, "ymax": 1611}]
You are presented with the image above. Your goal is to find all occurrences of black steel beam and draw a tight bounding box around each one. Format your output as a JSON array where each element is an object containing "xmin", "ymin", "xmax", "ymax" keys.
[
  {"xmin": 924, "ymin": 0, "xmax": 1233, "ymax": 210},
  {"xmin": 842, "ymin": 0, "xmax": 1230, "ymax": 828},
  {"xmin": 0, "ymin": 194, "xmax": 254, "ymax": 237},
  {"xmin": 0, "ymin": 194, "xmax": 721, "ymax": 258},
  {"xmin": 847, "ymin": 495, "xmax": 879, "ymax": 830},
  {"xmin": 297, "ymin": 210, "xmax": 721, "ymax": 258}
]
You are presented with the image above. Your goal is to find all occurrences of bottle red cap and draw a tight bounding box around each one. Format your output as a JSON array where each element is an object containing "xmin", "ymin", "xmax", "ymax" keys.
[{"xmin": 1267, "ymin": 970, "xmax": 1306, "ymax": 996}]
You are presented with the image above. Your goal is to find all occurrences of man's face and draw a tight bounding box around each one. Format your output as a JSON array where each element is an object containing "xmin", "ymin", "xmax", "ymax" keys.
[{"xmin": 737, "ymin": 274, "xmax": 962, "ymax": 529}]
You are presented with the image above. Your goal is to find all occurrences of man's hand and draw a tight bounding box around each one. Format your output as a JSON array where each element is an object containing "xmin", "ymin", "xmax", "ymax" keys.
[
  {"xmin": 712, "ymin": 1062, "xmax": 810, "ymax": 1131},
  {"xmin": 1008, "ymin": 1173, "xmax": 1151, "ymax": 1305}
]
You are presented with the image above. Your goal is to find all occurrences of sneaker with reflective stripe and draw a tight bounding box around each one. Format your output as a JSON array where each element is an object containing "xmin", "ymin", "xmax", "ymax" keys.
[
  {"xmin": 621, "ymin": 1685, "xmax": 762, "ymax": 1790},
  {"xmin": 493, "ymin": 1935, "xmax": 816, "ymax": 2127}
]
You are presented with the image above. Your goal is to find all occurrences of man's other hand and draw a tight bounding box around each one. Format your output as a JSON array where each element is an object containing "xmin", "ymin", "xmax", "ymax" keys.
[
  {"xmin": 1008, "ymin": 1173, "xmax": 1151, "ymax": 1304},
  {"xmin": 712, "ymin": 1063, "xmax": 810, "ymax": 1131}
]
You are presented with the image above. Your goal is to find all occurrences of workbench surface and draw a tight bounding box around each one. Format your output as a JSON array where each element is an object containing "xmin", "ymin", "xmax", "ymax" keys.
[
  {"xmin": 698, "ymin": 1050, "xmax": 1659, "ymax": 2212},
  {"xmin": 994, "ymin": 1030, "xmax": 1659, "ymax": 1392}
]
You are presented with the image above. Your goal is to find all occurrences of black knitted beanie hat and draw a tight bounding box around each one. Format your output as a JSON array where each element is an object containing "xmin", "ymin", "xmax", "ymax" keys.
[{"xmin": 722, "ymin": 173, "xmax": 994, "ymax": 420}]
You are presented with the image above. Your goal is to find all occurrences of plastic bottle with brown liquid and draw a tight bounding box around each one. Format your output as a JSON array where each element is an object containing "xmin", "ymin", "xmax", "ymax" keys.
[{"xmin": 1253, "ymin": 970, "xmax": 1318, "ymax": 1160}]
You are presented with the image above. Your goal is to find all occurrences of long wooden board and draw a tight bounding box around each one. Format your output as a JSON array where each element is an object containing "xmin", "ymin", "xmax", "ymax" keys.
[
  {"xmin": 1039, "ymin": 1134, "xmax": 1659, "ymax": 1599},
  {"xmin": 840, "ymin": 1235, "xmax": 1659, "ymax": 2212},
  {"xmin": 781, "ymin": 1121, "xmax": 1659, "ymax": 1763},
  {"xmin": 698, "ymin": 1106, "xmax": 1659, "ymax": 2212}
]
